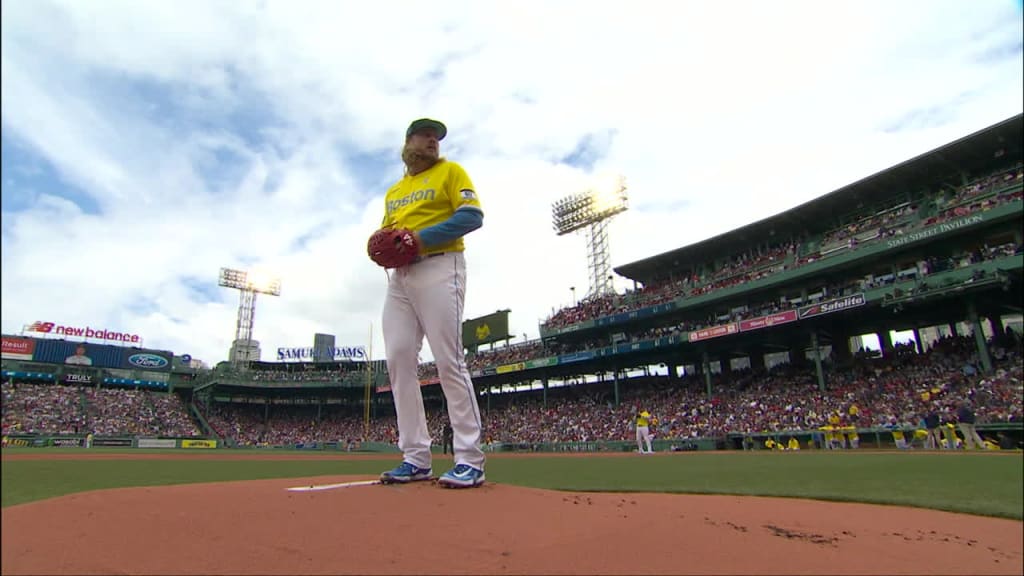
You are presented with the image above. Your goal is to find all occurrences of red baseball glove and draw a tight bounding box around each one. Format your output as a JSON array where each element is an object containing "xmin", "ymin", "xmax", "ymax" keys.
[{"xmin": 367, "ymin": 228, "xmax": 420, "ymax": 268}]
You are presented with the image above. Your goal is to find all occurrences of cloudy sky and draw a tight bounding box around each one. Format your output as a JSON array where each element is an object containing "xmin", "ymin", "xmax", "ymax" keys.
[{"xmin": 2, "ymin": 0, "xmax": 1022, "ymax": 366}]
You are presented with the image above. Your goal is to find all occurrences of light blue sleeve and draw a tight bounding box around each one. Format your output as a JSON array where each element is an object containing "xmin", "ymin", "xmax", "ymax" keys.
[{"xmin": 418, "ymin": 208, "xmax": 483, "ymax": 248}]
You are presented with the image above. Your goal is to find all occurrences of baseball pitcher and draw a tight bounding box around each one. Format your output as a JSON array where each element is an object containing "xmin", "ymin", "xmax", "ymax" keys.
[{"xmin": 370, "ymin": 118, "xmax": 487, "ymax": 489}]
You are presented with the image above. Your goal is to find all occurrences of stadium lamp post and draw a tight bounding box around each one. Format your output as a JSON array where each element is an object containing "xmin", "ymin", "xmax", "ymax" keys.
[
  {"xmin": 570, "ymin": 286, "xmax": 576, "ymax": 307},
  {"xmin": 552, "ymin": 175, "xmax": 628, "ymax": 299},
  {"xmin": 218, "ymin": 267, "xmax": 282, "ymax": 369}
]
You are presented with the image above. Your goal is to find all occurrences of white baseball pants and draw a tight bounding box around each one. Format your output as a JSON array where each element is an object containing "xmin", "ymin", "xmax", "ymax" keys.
[
  {"xmin": 636, "ymin": 426, "xmax": 652, "ymax": 453},
  {"xmin": 382, "ymin": 252, "xmax": 485, "ymax": 471}
]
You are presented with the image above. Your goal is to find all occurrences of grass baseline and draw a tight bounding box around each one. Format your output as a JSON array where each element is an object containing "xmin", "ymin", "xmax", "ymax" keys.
[{"xmin": 1, "ymin": 449, "xmax": 1021, "ymax": 520}]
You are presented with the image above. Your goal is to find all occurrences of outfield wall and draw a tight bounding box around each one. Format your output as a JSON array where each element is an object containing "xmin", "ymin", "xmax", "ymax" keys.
[
  {"xmin": 1, "ymin": 436, "xmax": 218, "ymax": 449},
  {"xmin": 3, "ymin": 423, "xmax": 1019, "ymax": 451}
]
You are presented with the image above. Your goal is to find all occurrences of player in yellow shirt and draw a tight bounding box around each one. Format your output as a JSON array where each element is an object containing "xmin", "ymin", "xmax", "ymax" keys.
[
  {"xmin": 787, "ymin": 437, "xmax": 800, "ymax": 451},
  {"xmin": 891, "ymin": 428, "xmax": 908, "ymax": 449},
  {"xmin": 636, "ymin": 409, "xmax": 654, "ymax": 454},
  {"xmin": 377, "ymin": 118, "xmax": 487, "ymax": 489}
]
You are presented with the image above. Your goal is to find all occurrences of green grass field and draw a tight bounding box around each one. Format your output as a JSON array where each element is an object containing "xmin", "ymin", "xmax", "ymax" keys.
[{"xmin": 2, "ymin": 450, "xmax": 1022, "ymax": 520}]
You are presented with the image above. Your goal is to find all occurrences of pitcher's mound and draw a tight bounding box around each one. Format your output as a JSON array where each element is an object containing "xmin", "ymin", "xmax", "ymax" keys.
[{"xmin": 2, "ymin": 476, "xmax": 1020, "ymax": 575}]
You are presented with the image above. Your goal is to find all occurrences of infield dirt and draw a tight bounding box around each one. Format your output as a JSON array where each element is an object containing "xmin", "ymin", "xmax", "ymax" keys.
[{"xmin": 2, "ymin": 466, "xmax": 1021, "ymax": 575}]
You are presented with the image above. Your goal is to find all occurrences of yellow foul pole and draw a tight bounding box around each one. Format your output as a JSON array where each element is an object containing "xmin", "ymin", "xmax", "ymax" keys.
[{"xmin": 363, "ymin": 323, "xmax": 373, "ymax": 440}]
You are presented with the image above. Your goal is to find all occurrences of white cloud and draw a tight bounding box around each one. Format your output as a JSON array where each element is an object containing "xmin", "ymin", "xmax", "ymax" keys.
[{"xmin": 1, "ymin": 0, "xmax": 1022, "ymax": 365}]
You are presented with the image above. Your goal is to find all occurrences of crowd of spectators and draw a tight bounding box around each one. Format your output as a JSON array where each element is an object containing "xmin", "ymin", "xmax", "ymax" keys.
[
  {"xmin": 1, "ymin": 380, "xmax": 85, "ymax": 435},
  {"xmin": 202, "ymin": 400, "xmax": 409, "ymax": 448},
  {"xmin": 423, "ymin": 237, "xmax": 1015, "ymax": 381},
  {"xmin": 83, "ymin": 387, "xmax": 199, "ymax": 437},
  {"xmin": 209, "ymin": 166, "xmax": 1021, "ymax": 392},
  {"xmin": 196, "ymin": 334, "xmax": 1021, "ymax": 447},
  {"xmin": 542, "ymin": 162, "xmax": 1023, "ymax": 334},
  {"xmin": 931, "ymin": 164, "xmax": 1024, "ymax": 220},
  {"xmin": 2, "ymin": 381, "xmax": 199, "ymax": 437},
  {"xmin": 247, "ymin": 364, "xmax": 365, "ymax": 383}
]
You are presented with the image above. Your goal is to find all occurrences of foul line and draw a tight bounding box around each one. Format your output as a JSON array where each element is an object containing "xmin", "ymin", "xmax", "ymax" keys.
[{"xmin": 287, "ymin": 479, "xmax": 381, "ymax": 492}]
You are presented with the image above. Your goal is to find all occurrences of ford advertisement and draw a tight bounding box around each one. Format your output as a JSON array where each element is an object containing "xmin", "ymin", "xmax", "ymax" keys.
[{"xmin": 30, "ymin": 339, "xmax": 173, "ymax": 372}]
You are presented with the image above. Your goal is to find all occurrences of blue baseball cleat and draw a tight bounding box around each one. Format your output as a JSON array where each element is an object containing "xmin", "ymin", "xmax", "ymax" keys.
[
  {"xmin": 438, "ymin": 463, "xmax": 485, "ymax": 488},
  {"xmin": 380, "ymin": 462, "xmax": 432, "ymax": 484}
]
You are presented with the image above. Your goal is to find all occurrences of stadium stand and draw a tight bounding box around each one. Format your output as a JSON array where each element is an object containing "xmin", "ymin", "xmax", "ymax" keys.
[{"xmin": 3, "ymin": 115, "xmax": 1022, "ymax": 451}]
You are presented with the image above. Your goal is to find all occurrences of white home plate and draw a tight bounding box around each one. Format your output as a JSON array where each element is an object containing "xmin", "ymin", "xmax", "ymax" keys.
[{"xmin": 287, "ymin": 479, "xmax": 381, "ymax": 492}]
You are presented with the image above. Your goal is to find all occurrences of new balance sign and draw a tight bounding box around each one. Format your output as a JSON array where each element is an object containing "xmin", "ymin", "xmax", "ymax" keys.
[
  {"xmin": 26, "ymin": 321, "xmax": 142, "ymax": 344},
  {"xmin": 798, "ymin": 294, "xmax": 866, "ymax": 319}
]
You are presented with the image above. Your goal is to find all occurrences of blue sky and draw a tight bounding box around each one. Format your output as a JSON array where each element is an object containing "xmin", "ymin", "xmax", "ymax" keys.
[{"xmin": 1, "ymin": 0, "xmax": 1022, "ymax": 366}]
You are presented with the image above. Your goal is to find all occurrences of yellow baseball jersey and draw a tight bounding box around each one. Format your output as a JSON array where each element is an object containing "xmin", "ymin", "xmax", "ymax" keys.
[
  {"xmin": 637, "ymin": 411, "xmax": 651, "ymax": 427},
  {"xmin": 381, "ymin": 159, "xmax": 482, "ymax": 255}
]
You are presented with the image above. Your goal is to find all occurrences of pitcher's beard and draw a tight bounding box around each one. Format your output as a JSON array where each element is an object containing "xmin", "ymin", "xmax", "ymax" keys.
[{"xmin": 403, "ymin": 149, "xmax": 439, "ymax": 174}]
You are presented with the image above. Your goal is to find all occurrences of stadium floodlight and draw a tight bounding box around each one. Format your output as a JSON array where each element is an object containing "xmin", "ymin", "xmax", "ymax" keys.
[
  {"xmin": 217, "ymin": 267, "xmax": 282, "ymax": 296},
  {"xmin": 218, "ymin": 267, "xmax": 282, "ymax": 367},
  {"xmin": 551, "ymin": 175, "xmax": 628, "ymax": 298}
]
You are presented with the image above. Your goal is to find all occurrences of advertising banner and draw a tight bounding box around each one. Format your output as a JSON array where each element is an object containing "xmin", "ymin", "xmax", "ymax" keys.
[
  {"xmin": 739, "ymin": 310, "xmax": 799, "ymax": 332},
  {"xmin": 1, "ymin": 336, "xmax": 35, "ymax": 360},
  {"xmin": 137, "ymin": 439, "xmax": 177, "ymax": 448},
  {"xmin": 883, "ymin": 214, "xmax": 985, "ymax": 251},
  {"xmin": 119, "ymin": 348, "xmax": 173, "ymax": 372},
  {"xmin": 495, "ymin": 362, "xmax": 525, "ymax": 374},
  {"xmin": 92, "ymin": 438, "xmax": 132, "ymax": 447},
  {"xmin": 32, "ymin": 340, "xmax": 173, "ymax": 372},
  {"xmin": 181, "ymin": 439, "xmax": 218, "ymax": 449},
  {"xmin": 688, "ymin": 322, "xmax": 739, "ymax": 343},
  {"xmin": 276, "ymin": 346, "xmax": 368, "ymax": 362},
  {"xmin": 525, "ymin": 357, "xmax": 558, "ymax": 369},
  {"xmin": 24, "ymin": 320, "xmax": 142, "ymax": 344},
  {"xmin": 33, "ymin": 340, "xmax": 123, "ymax": 368},
  {"xmin": 558, "ymin": 350, "xmax": 595, "ymax": 364},
  {"xmin": 0, "ymin": 370, "xmax": 56, "ymax": 382},
  {"xmin": 62, "ymin": 373, "xmax": 94, "ymax": 385},
  {"xmin": 51, "ymin": 437, "xmax": 86, "ymax": 447},
  {"xmin": 798, "ymin": 294, "xmax": 866, "ymax": 320}
]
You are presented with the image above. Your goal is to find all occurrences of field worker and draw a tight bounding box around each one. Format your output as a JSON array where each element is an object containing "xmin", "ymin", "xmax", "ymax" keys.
[
  {"xmin": 923, "ymin": 406, "xmax": 942, "ymax": 449},
  {"xmin": 636, "ymin": 409, "xmax": 654, "ymax": 454},
  {"xmin": 956, "ymin": 401, "xmax": 986, "ymax": 450},
  {"xmin": 376, "ymin": 118, "xmax": 486, "ymax": 489}
]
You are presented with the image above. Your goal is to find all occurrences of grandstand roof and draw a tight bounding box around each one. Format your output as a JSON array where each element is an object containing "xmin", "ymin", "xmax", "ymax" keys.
[{"xmin": 615, "ymin": 113, "xmax": 1023, "ymax": 284}]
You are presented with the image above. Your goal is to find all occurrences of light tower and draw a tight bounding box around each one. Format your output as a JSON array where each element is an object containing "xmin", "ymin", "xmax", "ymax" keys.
[
  {"xmin": 218, "ymin": 267, "xmax": 282, "ymax": 368},
  {"xmin": 551, "ymin": 175, "xmax": 628, "ymax": 299}
]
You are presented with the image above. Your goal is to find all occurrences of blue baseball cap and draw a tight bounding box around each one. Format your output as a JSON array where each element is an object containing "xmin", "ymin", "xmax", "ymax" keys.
[{"xmin": 406, "ymin": 118, "xmax": 447, "ymax": 140}]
